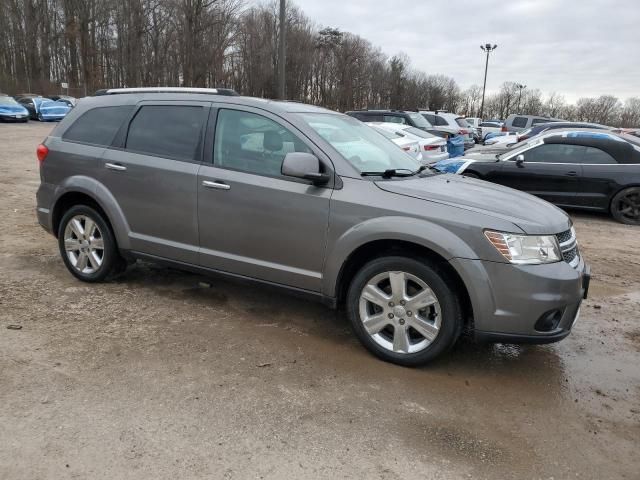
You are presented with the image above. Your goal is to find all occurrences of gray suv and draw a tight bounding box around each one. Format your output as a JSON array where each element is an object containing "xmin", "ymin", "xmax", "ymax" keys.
[{"xmin": 36, "ymin": 88, "xmax": 590, "ymax": 366}]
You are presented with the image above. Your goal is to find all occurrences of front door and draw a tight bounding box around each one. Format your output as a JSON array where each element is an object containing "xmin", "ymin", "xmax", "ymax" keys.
[
  {"xmin": 99, "ymin": 101, "xmax": 210, "ymax": 263},
  {"xmin": 492, "ymin": 143, "xmax": 583, "ymax": 206},
  {"xmin": 197, "ymin": 106, "xmax": 332, "ymax": 292}
]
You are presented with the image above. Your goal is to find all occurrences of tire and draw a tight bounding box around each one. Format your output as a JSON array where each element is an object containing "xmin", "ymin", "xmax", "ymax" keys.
[
  {"xmin": 346, "ymin": 256, "xmax": 463, "ymax": 367},
  {"xmin": 610, "ymin": 187, "xmax": 640, "ymax": 225},
  {"xmin": 57, "ymin": 205, "xmax": 122, "ymax": 282},
  {"xmin": 37, "ymin": 113, "xmax": 44, "ymax": 121}
]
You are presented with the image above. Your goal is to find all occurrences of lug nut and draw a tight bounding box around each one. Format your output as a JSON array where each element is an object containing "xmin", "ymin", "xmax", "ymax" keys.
[
  {"xmin": 388, "ymin": 313, "xmax": 394, "ymax": 319},
  {"xmin": 407, "ymin": 311, "xmax": 413, "ymax": 317},
  {"xmin": 400, "ymin": 300, "xmax": 406, "ymax": 306},
  {"xmin": 399, "ymin": 319, "xmax": 405, "ymax": 325},
  {"xmin": 389, "ymin": 302, "xmax": 394, "ymax": 307}
]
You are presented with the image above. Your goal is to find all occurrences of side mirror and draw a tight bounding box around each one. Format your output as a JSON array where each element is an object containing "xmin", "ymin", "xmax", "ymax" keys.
[
  {"xmin": 282, "ymin": 152, "xmax": 330, "ymax": 185},
  {"xmin": 515, "ymin": 154, "xmax": 525, "ymax": 167}
]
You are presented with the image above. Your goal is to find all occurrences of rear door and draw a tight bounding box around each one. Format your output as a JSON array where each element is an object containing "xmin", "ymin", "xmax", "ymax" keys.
[
  {"xmin": 490, "ymin": 143, "xmax": 583, "ymax": 206},
  {"xmin": 196, "ymin": 105, "xmax": 332, "ymax": 292},
  {"xmin": 100, "ymin": 101, "xmax": 209, "ymax": 263}
]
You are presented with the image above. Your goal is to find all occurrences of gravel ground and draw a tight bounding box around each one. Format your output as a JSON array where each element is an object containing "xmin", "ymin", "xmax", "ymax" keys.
[{"xmin": 1, "ymin": 122, "xmax": 639, "ymax": 479}]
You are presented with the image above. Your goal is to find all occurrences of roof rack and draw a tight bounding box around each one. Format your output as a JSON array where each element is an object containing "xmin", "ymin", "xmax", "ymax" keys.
[{"xmin": 93, "ymin": 87, "xmax": 239, "ymax": 97}]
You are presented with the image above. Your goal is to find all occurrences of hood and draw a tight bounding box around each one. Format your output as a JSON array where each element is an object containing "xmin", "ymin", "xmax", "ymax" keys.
[
  {"xmin": 0, "ymin": 104, "xmax": 29, "ymax": 114},
  {"xmin": 375, "ymin": 173, "xmax": 571, "ymax": 234}
]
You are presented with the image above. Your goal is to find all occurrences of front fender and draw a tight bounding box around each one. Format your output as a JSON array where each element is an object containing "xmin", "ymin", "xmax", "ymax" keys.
[{"xmin": 322, "ymin": 215, "xmax": 479, "ymax": 297}]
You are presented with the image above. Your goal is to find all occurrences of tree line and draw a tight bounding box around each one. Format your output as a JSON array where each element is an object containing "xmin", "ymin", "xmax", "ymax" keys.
[{"xmin": 1, "ymin": 0, "xmax": 638, "ymax": 127}]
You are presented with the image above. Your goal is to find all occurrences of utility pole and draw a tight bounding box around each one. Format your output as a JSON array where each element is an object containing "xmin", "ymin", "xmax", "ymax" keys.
[
  {"xmin": 479, "ymin": 43, "xmax": 497, "ymax": 120},
  {"xmin": 516, "ymin": 83, "xmax": 526, "ymax": 113},
  {"xmin": 278, "ymin": 0, "xmax": 286, "ymax": 99}
]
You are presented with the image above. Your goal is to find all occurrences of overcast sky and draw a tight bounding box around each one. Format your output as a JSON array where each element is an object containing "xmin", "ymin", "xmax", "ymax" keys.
[{"xmin": 291, "ymin": 0, "xmax": 640, "ymax": 103}]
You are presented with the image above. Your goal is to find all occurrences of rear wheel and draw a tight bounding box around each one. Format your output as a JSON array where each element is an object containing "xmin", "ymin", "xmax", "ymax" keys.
[
  {"xmin": 58, "ymin": 205, "xmax": 122, "ymax": 282},
  {"xmin": 610, "ymin": 187, "xmax": 640, "ymax": 225},
  {"xmin": 346, "ymin": 256, "xmax": 463, "ymax": 366}
]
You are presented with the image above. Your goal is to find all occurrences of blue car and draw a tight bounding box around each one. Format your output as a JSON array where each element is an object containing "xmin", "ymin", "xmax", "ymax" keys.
[
  {"xmin": 0, "ymin": 95, "xmax": 30, "ymax": 122},
  {"xmin": 18, "ymin": 96, "xmax": 72, "ymax": 121}
]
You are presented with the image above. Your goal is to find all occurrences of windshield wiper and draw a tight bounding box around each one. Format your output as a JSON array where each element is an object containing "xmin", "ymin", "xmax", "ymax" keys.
[{"xmin": 361, "ymin": 166, "xmax": 425, "ymax": 178}]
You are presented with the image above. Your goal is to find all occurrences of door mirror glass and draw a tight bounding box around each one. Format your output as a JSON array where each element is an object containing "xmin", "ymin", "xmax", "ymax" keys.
[
  {"xmin": 281, "ymin": 152, "xmax": 329, "ymax": 185},
  {"xmin": 515, "ymin": 154, "xmax": 525, "ymax": 166}
]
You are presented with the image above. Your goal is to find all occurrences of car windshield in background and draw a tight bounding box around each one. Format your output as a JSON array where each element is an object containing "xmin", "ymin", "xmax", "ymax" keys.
[
  {"xmin": 0, "ymin": 96, "xmax": 19, "ymax": 105},
  {"xmin": 300, "ymin": 113, "xmax": 421, "ymax": 174},
  {"xmin": 455, "ymin": 117, "xmax": 470, "ymax": 128},
  {"xmin": 404, "ymin": 126, "xmax": 436, "ymax": 139}
]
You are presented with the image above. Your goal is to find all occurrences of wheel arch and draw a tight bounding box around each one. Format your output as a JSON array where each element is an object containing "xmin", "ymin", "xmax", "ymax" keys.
[
  {"xmin": 51, "ymin": 178, "xmax": 131, "ymax": 249},
  {"xmin": 333, "ymin": 239, "xmax": 474, "ymax": 331}
]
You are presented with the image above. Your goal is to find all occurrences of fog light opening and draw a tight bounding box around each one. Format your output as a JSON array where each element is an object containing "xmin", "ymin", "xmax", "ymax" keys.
[{"xmin": 535, "ymin": 309, "xmax": 563, "ymax": 332}]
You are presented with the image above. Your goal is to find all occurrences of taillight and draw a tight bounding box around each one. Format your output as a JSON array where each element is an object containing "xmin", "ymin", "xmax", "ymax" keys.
[
  {"xmin": 36, "ymin": 144, "xmax": 49, "ymax": 166},
  {"xmin": 424, "ymin": 145, "xmax": 440, "ymax": 151},
  {"xmin": 402, "ymin": 146, "xmax": 410, "ymax": 151},
  {"xmin": 501, "ymin": 125, "xmax": 508, "ymax": 132},
  {"xmin": 459, "ymin": 129, "xmax": 468, "ymax": 135}
]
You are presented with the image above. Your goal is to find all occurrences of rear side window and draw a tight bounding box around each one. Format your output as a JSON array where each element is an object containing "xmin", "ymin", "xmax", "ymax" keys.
[
  {"xmin": 435, "ymin": 115, "xmax": 449, "ymax": 126},
  {"xmin": 383, "ymin": 115, "xmax": 406, "ymax": 124},
  {"xmin": 512, "ymin": 116, "xmax": 528, "ymax": 128},
  {"xmin": 455, "ymin": 117, "xmax": 470, "ymax": 128},
  {"xmin": 581, "ymin": 147, "xmax": 617, "ymax": 164},
  {"xmin": 63, "ymin": 106, "xmax": 133, "ymax": 146},
  {"xmin": 125, "ymin": 105, "xmax": 205, "ymax": 161},
  {"xmin": 422, "ymin": 113, "xmax": 436, "ymax": 124}
]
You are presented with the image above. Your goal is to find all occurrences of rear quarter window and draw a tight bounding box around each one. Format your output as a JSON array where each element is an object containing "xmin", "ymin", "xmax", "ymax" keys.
[{"xmin": 62, "ymin": 106, "xmax": 133, "ymax": 146}]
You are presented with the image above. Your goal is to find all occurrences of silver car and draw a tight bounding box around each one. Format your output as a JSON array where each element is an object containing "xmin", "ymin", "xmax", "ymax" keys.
[{"xmin": 35, "ymin": 88, "xmax": 590, "ymax": 366}]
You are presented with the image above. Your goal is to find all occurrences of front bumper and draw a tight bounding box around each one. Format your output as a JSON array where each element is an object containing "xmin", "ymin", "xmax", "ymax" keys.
[
  {"xmin": 451, "ymin": 256, "xmax": 590, "ymax": 344},
  {"xmin": 0, "ymin": 113, "xmax": 29, "ymax": 122}
]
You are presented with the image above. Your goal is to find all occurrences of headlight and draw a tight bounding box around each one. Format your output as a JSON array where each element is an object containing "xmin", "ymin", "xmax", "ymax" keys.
[{"xmin": 484, "ymin": 230, "xmax": 562, "ymax": 264}]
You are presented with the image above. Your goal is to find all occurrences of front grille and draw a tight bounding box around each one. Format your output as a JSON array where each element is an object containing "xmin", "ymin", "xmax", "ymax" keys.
[{"xmin": 556, "ymin": 228, "xmax": 579, "ymax": 268}]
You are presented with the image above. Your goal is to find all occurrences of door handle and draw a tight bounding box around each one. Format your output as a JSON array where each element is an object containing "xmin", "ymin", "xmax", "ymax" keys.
[
  {"xmin": 105, "ymin": 162, "xmax": 127, "ymax": 171},
  {"xmin": 202, "ymin": 180, "xmax": 230, "ymax": 190},
  {"xmin": 566, "ymin": 171, "xmax": 578, "ymax": 176}
]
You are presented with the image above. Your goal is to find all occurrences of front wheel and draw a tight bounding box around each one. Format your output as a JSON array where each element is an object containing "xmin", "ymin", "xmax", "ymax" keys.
[
  {"xmin": 610, "ymin": 187, "xmax": 640, "ymax": 225},
  {"xmin": 346, "ymin": 256, "xmax": 463, "ymax": 366},
  {"xmin": 58, "ymin": 205, "xmax": 122, "ymax": 282},
  {"xmin": 37, "ymin": 112, "xmax": 44, "ymax": 121}
]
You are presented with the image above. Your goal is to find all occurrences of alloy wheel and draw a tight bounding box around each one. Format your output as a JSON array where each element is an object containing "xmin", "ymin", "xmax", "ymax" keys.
[
  {"xmin": 63, "ymin": 215, "xmax": 105, "ymax": 274},
  {"xmin": 358, "ymin": 271, "xmax": 442, "ymax": 354},
  {"xmin": 614, "ymin": 191, "xmax": 640, "ymax": 223}
]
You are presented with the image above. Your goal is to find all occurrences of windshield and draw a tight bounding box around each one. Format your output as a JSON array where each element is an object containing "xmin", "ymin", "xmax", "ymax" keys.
[
  {"xmin": 0, "ymin": 96, "xmax": 19, "ymax": 106},
  {"xmin": 497, "ymin": 136, "xmax": 542, "ymax": 159},
  {"xmin": 408, "ymin": 113, "xmax": 431, "ymax": 128},
  {"xmin": 299, "ymin": 113, "xmax": 421, "ymax": 173}
]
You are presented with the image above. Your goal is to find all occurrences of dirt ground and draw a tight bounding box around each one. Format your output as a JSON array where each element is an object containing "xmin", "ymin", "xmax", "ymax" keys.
[{"xmin": 1, "ymin": 122, "xmax": 639, "ymax": 480}]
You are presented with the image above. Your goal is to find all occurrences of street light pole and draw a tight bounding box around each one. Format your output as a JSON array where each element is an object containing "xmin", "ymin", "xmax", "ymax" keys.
[
  {"xmin": 516, "ymin": 83, "xmax": 526, "ymax": 113},
  {"xmin": 479, "ymin": 43, "xmax": 497, "ymax": 120},
  {"xmin": 278, "ymin": 0, "xmax": 286, "ymax": 99}
]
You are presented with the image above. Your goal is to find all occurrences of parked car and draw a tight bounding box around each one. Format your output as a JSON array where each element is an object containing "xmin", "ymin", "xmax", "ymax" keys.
[
  {"xmin": 0, "ymin": 94, "xmax": 30, "ymax": 122},
  {"xmin": 367, "ymin": 122, "xmax": 448, "ymax": 164},
  {"xmin": 419, "ymin": 111, "xmax": 474, "ymax": 149},
  {"xmin": 366, "ymin": 122, "xmax": 422, "ymax": 162},
  {"xmin": 517, "ymin": 122, "xmax": 611, "ymax": 142},
  {"xmin": 50, "ymin": 95, "xmax": 77, "ymax": 107},
  {"xmin": 504, "ymin": 114, "xmax": 564, "ymax": 133},
  {"xmin": 479, "ymin": 121, "xmax": 506, "ymax": 140},
  {"xmin": 18, "ymin": 97, "xmax": 71, "ymax": 121},
  {"xmin": 345, "ymin": 109, "xmax": 448, "ymax": 139},
  {"xmin": 434, "ymin": 129, "xmax": 640, "ymax": 225},
  {"xmin": 483, "ymin": 132, "xmax": 520, "ymax": 147},
  {"xmin": 36, "ymin": 87, "xmax": 589, "ymax": 366}
]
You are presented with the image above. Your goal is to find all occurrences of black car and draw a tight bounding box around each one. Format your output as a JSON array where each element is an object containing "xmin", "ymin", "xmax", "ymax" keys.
[
  {"xmin": 443, "ymin": 130, "xmax": 640, "ymax": 224},
  {"xmin": 518, "ymin": 121, "xmax": 611, "ymax": 142},
  {"xmin": 345, "ymin": 109, "xmax": 449, "ymax": 138}
]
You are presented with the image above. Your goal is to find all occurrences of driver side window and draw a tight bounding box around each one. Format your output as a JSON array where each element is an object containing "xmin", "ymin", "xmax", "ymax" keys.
[
  {"xmin": 522, "ymin": 144, "xmax": 585, "ymax": 163},
  {"xmin": 214, "ymin": 109, "xmax": 312, "ymax": 177}
]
